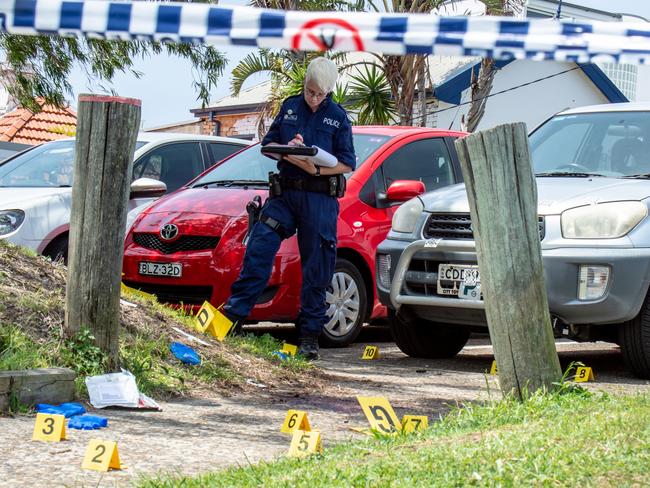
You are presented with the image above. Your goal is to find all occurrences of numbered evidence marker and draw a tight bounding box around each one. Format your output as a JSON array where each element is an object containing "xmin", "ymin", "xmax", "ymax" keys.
[
  {"xmin": 357, "ymin": 396, "xmax": 402, "ymax": 435},
  {"xmin": 82, "ymin": 439, "xmax": 122, "ymax": 472},
  {"xmin": 194, "ymin": 301, "xmax": 234, "ymax": 340},
  {"xmin": 287, "ymin": 430, "xmax": 322, "ymax": 457},
  {"xmin": 32, "ymin": 413, "xmax": 66, "ymax": 442},
  {"xmin": 361, "ymin": 345, "xmax": 380, "ymax": 360},
  {"xmin": 401, "ymin": 415, "xmax": 428, "ymax": 433},
  {"xmin": 574, "ymin": 366, "xmax": 595, "ymax": 383},
  {"xmin": 281, "ymin": 410, "xmax": 311, "ymax": 433},
  {"xmin": 490, "ymin": 360, "xmax": 498, "ymax": 375},
  {"xmin": 282, "ymin": 343, "xmax": 298, "ymax": 356}
]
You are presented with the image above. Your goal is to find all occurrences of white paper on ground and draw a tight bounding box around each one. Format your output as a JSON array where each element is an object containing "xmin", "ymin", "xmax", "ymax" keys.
[
  {"xmin": 85, "ymin": 370, "xmax": 161, "ymax": 410},
  {"xmin": 86, "ymin": 370, "xmax": 139, "ymax": 408},
  {"xmin": 310, "ymin": 146, "xmax": 338, "ymax": 168}
]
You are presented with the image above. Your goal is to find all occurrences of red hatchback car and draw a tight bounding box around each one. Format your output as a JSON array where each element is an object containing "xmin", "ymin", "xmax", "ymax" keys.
[{"xmin": 122, "ymin": 126, "xmax": 467, "ymax": 345}]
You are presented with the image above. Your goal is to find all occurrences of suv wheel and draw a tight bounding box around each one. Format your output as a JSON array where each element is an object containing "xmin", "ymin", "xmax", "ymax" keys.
[
  {"xmin": 389, "ymin": 309, "xmax": 469, "ymax": 358},
  {"xmin": 619, "ymin": 292, "xmax": 650, "ymax": 379},
  {"xmin": 321, "ymin": 258, "xmax": 367, "ymax": 347}
]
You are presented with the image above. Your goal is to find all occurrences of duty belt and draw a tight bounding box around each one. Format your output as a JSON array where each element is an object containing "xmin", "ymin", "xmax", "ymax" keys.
[
  {"xmin": 280, "ymin": 176, "xmax": 331, "ymax": 194},
  {"xmin": 268, "ymin": 172, "xmax": 346, "ymax": 198}
]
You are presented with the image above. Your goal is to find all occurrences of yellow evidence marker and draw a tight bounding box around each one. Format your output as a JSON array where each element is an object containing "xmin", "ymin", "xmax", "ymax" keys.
[
  {"xmin": 401, "ymin": 415, "xmax": 428, "ymax": 433},
  {"xmin": 282, "ymin": 343, "xmax": 298, "ymax": 356},
  {"xmin": 281, "ymin": 410, "xmax": 311, "ymax": 433},
  {"xmin": 120, "ymin": 282, "xmax": 156, "ymax": 301},
  {"xmin": 490, "ymin": 360, "xmax": 498, "ymax": 375},
  {"xmin": 194, "ymin": 301, "xmax": 234, "ymax": 340},
  {"xmin": 32, "ymin": 413, "xmax": 66, "ymax": 442},
  {"xmin": 194, "ymin": 301, "xmax": 217, "ymax": 333},
  {"xmin": 361, "ymin": 345, "xmax": 380, "ymax": 360},
  {"xmin": 82, "ymin": 439, "xmax": 123, "ymax": 472},
  {"xmin": 357, "ymin": 396, "xmax": 402, "ymax": 434},
  {"xmin": 574, "ymin": 366, "xmax": 595, "ymax": 383},
  {"xmin": 287, "ymin": 430, "xmax": 322, "ymax": 457}
]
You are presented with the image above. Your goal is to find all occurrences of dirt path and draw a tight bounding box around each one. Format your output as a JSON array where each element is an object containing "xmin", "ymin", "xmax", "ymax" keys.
[{"xmin": 2, "ymin": 338, "xmax": 649, "ymax": 488}]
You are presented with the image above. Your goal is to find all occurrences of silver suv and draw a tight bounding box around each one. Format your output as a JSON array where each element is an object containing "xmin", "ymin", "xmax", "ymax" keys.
[{"xmin": 376, "ymin": 102, "xmax": 650, "ymax": 379}]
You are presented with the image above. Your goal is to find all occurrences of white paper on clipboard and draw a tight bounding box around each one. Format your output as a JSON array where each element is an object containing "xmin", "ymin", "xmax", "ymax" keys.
[{"xmin": 309, "ymin": 146, "xmax": 338, "ymax": 168}]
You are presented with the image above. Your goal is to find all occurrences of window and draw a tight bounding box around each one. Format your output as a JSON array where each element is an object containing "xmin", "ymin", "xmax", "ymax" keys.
[
  {"xmin": 530, "ymin": 118, "xmax": 591, "ymax": 173},
  {"xmin": 379, "ymin": 138, "xmax": 455, "ymax": 192},
  {"xmin": 194, "ymin": 145, "xmax": 277, "ymax": 184},
  {"xmin": 0, "ymin": 140, "xmax": 75, "ymax": 187},
  {"xmin": 530, "ymin": 112, "xmax": 650, "ymax": 176},
  {"xmin": 133, "ymin": 142, "xmax": 204, "ymax": 193},
  {"xmin": 208, "ymin": 142, "xmax": 245, "ymax": 167},
  {"xmin": 193, "ymin": 134, "xmax": 393, "ymax": 187}
]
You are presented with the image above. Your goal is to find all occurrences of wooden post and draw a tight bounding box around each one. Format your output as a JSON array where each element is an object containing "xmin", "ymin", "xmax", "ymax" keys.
[
  {"xmin": 454, "ymin": 123, "xmax": 561, "ymax": 399},
  {"xmin": 65, "ymin": 95, "xmax": 141, "ymax": 369}
]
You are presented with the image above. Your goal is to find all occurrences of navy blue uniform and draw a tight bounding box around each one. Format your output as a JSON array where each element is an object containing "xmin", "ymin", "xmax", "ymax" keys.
[{"xmin": 224, "ymin": 94, "xmax": 356, "ymax": 338}]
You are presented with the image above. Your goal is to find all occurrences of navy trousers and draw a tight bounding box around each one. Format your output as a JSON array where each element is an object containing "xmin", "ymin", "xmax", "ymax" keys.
[{"xmin": 224, "ymin": 189, "xmax": 338, "ymax": 337}]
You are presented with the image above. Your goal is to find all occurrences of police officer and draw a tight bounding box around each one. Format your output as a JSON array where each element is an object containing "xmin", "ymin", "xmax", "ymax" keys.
[{"xmin": 223, "ymin": 57, "xmax": 356, "ymax": 360}]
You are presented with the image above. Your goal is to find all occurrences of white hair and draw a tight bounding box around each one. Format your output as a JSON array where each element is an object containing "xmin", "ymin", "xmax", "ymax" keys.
[{"xmin": 304, "ymin": 57, "xmax": 338, "ymax": 94}]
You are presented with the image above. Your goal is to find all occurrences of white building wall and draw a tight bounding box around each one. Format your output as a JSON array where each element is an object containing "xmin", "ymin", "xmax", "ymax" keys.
[{"xmin": 433, "ymin": 60, "xmax": 609, "ymax": 133}]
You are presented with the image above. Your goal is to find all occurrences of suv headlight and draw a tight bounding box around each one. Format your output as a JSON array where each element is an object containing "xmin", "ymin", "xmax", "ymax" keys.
[
  {"xmin": 0, "ymin": 210, "xmax": 25, "ymax": 236},
  {"xmin": 561, "ymin": 201, "xmax": 647, "ymax": 239},
  {"xmin": 391, "ymin": 198, "xmax": 424, "ymax": 234}
]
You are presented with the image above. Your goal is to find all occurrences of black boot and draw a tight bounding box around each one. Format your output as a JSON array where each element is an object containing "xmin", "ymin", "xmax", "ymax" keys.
[
  {"xmin": 222, "ymin": 310, "xmax": 244, "ymax": 336},
  {"xmin": 297, "ymin": 336, "xmax": 320, "ymax": 361}
]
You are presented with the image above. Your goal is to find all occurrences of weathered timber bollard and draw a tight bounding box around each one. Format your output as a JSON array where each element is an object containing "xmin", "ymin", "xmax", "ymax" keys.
[
  {"xmin": 65, "ymin": 95, "xmax": 141, "ymax": 369},
  {"xmin": 454, "ymin": 123, "xmax": 561, "ymax": 399}
]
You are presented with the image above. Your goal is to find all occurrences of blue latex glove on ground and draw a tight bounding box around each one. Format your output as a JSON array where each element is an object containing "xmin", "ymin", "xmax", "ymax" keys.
[
  {"xmin": 35, "ymin": 402, "xmax": 86, "ymax": 418},
  {"xmin": 68, "ymin": 414, "xmax": 108, "ymax": 430},
  {"xmin": 170, "ymin": 342, "xmax": 201, "ymax": 365}
]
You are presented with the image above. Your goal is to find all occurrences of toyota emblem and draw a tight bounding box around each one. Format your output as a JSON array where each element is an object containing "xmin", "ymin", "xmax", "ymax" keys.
[{"xmin": 160, "ymin": 224, "xmax": 179, "ymax": 241}]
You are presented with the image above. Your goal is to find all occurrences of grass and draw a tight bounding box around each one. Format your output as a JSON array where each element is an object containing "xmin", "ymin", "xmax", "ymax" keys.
[
  {"xmin": 137, "ymin": 388, "xmax": 650, "ymax": 487},
  {"xmin": 0, "ymin": 319, "xmax": 304, "ymax": 399},
  {"xmin": 229, "ymin": 332, "xmax": 312, "ymax": 372},
  {"xmin": 1, "ymin": 298, "xmax": 310, "ymax": 403}
]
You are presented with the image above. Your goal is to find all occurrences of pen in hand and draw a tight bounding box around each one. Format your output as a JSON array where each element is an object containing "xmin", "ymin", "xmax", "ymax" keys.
[{"xmin": 289, "ymin": 133, "xmax": 305, "ymax": 147}]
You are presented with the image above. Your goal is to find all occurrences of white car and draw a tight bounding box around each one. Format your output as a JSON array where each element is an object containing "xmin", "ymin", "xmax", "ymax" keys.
[{"xmin": 0, "ymin": 132, "xmax": 251, "ymax": 261}]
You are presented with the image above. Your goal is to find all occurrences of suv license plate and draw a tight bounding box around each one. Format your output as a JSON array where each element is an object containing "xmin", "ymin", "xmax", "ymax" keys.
[
  {"xmin": 437, "ymin": 264, "xmax": 480, "ymax": 297},
  {"xmin": 138, "ymin": 261, "xmax": 182, "ymax": 278}
]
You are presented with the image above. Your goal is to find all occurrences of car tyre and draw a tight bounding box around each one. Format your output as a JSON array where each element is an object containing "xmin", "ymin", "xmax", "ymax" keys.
[
  {"xmin": 388, "ymin": 309, "xmax": 469, "ymax": 358},
  {"xmin": 320, "ymin": 258, "xmax": 367, "ymax": 347},
  {"xmin": 43, "ymin": 234, "xmax": 68, "ymax": 264},
  {"xmin": 619, "ymin": 292, "xmax": 650, "ymax": 379}
]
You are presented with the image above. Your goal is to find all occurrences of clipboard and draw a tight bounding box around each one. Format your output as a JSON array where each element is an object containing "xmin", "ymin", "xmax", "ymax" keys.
[{"xmin": 261, "ymin": 145, "xmax": 318, "ymax": 158}]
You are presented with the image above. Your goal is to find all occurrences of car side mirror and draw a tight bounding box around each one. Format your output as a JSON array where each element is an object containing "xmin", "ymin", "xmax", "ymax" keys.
[
  {"xmin": 385, "ymin": 180, "xmax": 425, "ymax": 203},
  {"xmin": 130, "ymin": 178, "xmax": 167, "ymax": 199}
]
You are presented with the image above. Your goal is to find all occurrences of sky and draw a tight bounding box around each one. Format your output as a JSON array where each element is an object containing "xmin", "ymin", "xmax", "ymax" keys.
[{"xmin": 66, "ymin": 0, "xmax": 650, "ymax": 128}]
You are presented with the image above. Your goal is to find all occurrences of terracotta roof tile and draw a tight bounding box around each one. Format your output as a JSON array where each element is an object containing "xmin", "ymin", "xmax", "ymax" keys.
[{"xmin": 0, "ymin": 99, "xmax": 77, "ymax": 144}]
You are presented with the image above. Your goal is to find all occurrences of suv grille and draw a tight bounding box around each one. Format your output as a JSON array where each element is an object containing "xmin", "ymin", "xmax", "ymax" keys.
[
  {"xmin": 424, "ymin": 213, "xmax": 545, "ymax": 241},
  {"xmin": 122, "ymin": 281, "xmax": 212, "ymax": 305},
  {"xmin": 133, "ymin": 233, "xmax": 220, "ymax": 254}
]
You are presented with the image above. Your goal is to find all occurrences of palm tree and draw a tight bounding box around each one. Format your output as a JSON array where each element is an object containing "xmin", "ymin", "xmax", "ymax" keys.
[
  {"xmin": 464, "ymin": 0, "xmax": 527, "ymax": 132},
  {"xmin": 347, "ymin": 65, "xmax": 396, "ymax": 125},
  {"xmin": 352, "ymin": 0, "xmax": 447, "ymax": 126},
  {"xmin": 230, "ymin": 49, "xmax": 355, "ymax": 137},
  {"xmin": 234, "ymin": 0, "xmax": 450, "ymax": 131}
]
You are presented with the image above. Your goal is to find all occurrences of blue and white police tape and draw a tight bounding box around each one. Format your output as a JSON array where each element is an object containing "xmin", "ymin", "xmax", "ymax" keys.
[{"xmin": 3, "ymin": 0, "xmax": 650, "ymax": 63}]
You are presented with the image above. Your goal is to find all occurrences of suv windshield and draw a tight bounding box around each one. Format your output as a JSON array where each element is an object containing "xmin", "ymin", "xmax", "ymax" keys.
[
  {"xmin": 0, "ymin": 140, "xmax": 147, "ymax": 187},
  {"xmin": 530, "ymin": 111, "xmax": 650, "ymax": 177},
  {"xmin": 193, "ymin": 133, "xmax": 391, "ymax": 186}
]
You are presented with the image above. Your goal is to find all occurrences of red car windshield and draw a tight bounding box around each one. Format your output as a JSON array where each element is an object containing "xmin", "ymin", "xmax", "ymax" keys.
[{"xmin": 192, "ymin": 133, "xmax": 391, "ymax": 187}]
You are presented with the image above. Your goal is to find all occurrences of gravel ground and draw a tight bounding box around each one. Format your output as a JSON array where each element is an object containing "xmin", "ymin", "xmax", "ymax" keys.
[{"xmin": 2, "ymin": 337, "xmax": 649, "ymax": 488}]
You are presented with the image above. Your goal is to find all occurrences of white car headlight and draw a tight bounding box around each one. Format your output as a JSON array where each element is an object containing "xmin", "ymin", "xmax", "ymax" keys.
[
  {"xmin": 0, "ymin": 209, "xmax": 25, "ymax": 236},
  {"xmin": 561, "ymin": 201, "xmax": 647, "ymax": 239},
  {"xmin": 391, "ymin": 198, "xmax": 424, "ymax": 234}
]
